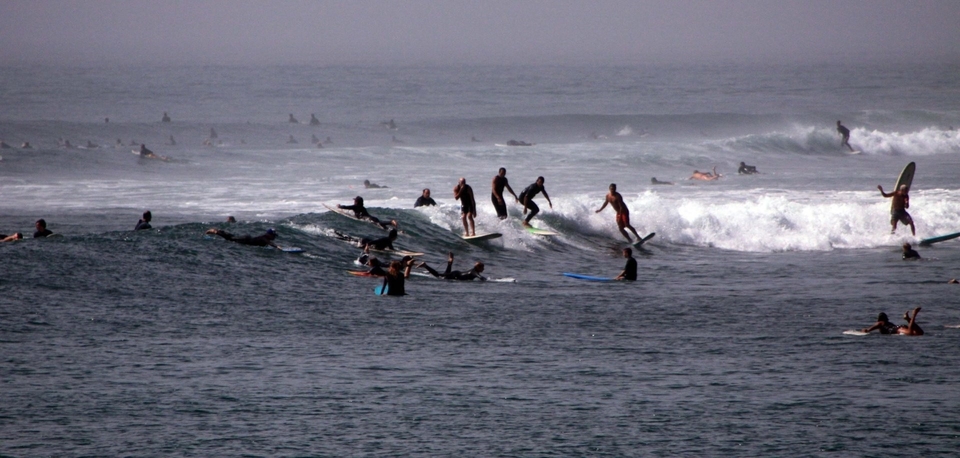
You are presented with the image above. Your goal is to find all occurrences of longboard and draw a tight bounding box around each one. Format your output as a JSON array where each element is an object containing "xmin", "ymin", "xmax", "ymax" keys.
[
  {"xmin": 843, "ymin": 330, "xmax": 869, "ymax": 336},
  {"xmin": 371, "ymin": 249, "xmax": 424, "ymax": 257},
  {"xmin": 525, "ymin": 226, "xmax": 558, "ymax": 236},
  {"xmin": 348, "ymin": 270, "xmax": 381, "ymax": 277},
  {"xmin": 919, "ymin": 231, "xmax": 960, "ymax": 246},
  {"xmin": 323, "ymin": 203, "xmax": 403, "ymax": 233},
  {"xmin": 462, "ymin": 232, "xmax": 502, "ymax": 242},
  {"xmin": 563, "ymin": 273, "xmax": 614, "ymax": 282},
  {"xmin": 891, "ymin": 162, "xmax": 916, "ymax": 213},
  {"xmin": 632, "ymin": 232, "xmax": 656, "ymax": 247}
]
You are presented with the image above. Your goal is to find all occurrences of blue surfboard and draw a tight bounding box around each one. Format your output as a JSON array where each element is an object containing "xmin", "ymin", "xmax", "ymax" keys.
[
  {"xmin": 374, "ymin": 284, "xmax": 389, "ymax": 295},
  {"xmin": 563, "ymin": 272, "xmax": 614, "ymax": 282},
  {"xmin": 919, "ymin": 231, "xmax": 960, "ymax": 247}
]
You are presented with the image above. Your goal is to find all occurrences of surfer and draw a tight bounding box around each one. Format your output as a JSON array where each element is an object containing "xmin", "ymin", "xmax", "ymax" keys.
[
  {"xmin": 168, "ymin": 135, "xmax": 176, "ymax": 146},
  {"xmin": 381, "ymin": 258, "xmax": 414, "ymax": 296},
  {"xmin": 651, "ymin": 177, "xmax": 673, "ymax": 185},
  {"xmin": 364, "ymin": 180, "xmax": 387, "ymax": 189},
  {"xmin": 385, "ymin": 119, "xmax": 397, "ymax": 130},
  {"xmin": 338, "ymin": 196, "xmax": 399, "ymax": 231},
  {"xmin": 418, "ymin": 252, "xmax": 486, "ymax": 281},
  {"xmin": 288, "ymin": 113, "xmax": 299, "ymax": 124},
  {"xmin": 311, "ymin": 134, "xmax": 320, "ymax": 144},
  {"xmin": 21, "ymin": 142, "xmax": 32, "ymax": 149},
  {"xmin": 837, "ymin": 121, "xmax": 854, "ymax": 152},
  {"xmin": 134, "ymin": 211, "xmax": 152, "ymax": 231},
  {"xmin": 878, "ymin": 184, "xmax": 915, "ymax": 236},
  {"xmin": 738, "ymin": 162, "xmax": 759, "ymax": 174},
  {"xmin": 596, "ymin": 183, "xmax": 642, "ymax": 243},
  {"xmin": 139, "ymin": 144, "xmax": 163, "ymax": 160},
  {"xmin": 162, "ymin": 112, "xmax": 171, "ymax": 122},
  {"xmin": 614, "ymin": 247, "xmax": 638, "ymax": 281},
  {"xmin": 334, "ymin": 229, "xmax": 398, "ymax": 251},
  {"xmin": 861, "ymin": 308, "xmax": 924, "ymax": 336},
  {"xmin": 520, "ymin": 176, "xmax": 553, "ymax": 227},
  {"xmin": 209, "ymin": 128, "xmax": 218, "ymax": 139},
  {"xmin": 33, "ymin": 219, "xmax": 54, "ymax": 238},
  {"xmin": 205, "ymin": 228, "xmax": 278, "ymax": 248},
  {"xmin": 391, "ymin": 135, "xmax": 403, "ymax": 144},
  {"xmin": 689, "ymin": 167, "xmax": 720, "ymax": 181},
  {"xmin": 454, "ymin": 177, "xmax": 477, "ymax": 236},
  {"xmin": 505, "ymin": 140, "xmax": 533, "ymax": 146},
  {"xmin": 287, "ymin": 135, "xmax": 297, "ymax": 144},
  {"xmin": 309, "ymin": 114, "xmax": 320, "ymax": 126},
  {"xmin": 902, "ymin": 243, "xmax": 921, "ymax": 260},
  {"xmin": 85, "ymin": 140, "xmax": 98, "ymax": 149},
  {"xmin": 1, "ymin": 232, "xmax": 24, "ymax": 242},
  {"xmin": 471, "ymin": 136, "xmax": 481, "ymax": 142},
  {"xmin": 414, "ymin": 188, "xmax": 436, "ymax": 207},
  {"xmin": 491, "ymin": 167, "xmax": 519, "ymax": 220}
]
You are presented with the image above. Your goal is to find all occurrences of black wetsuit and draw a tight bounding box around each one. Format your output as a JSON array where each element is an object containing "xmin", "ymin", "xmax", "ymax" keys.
[
  {"xmin": 422, "ymin": 262, "xmax": 483, "ymax": 281},
  {"xmin": 414, "ymin": 196, "xmax": 437, "ymax": 207},
  {"xmin": 340, "ymin": 204, "xmax": 391, "ymax": 229},
  {"xmin": 382, "ymin": 273, "xmax": 406, "ymax": 296},
  {"xmin": 519, "ymin": 182, "xmax": 544, "ymax": 223},
  {"xmin": 738, "ymin": 164, "xmax": 758, "ymax": 174},
  {"xmin": 457, "ymin": 185, "xmax": 476, "ymax": 215},
  {"xmin": 622, "ymin": 256, "xmax": 638, "ymax": 281},
  {"xmin": 134, "ymin": 219, "xmax": 152, "ymax": 231},
  {"xmin": 139, "ymin": 146, "xmax": 154, "ymax": 157},
  {"xmin": 903, "ymin": 248, "xmax": 921, "ymax": 260},
  {"xmin": 33, "ymin": 229, "xmax": 53, "ymax": 238},
  {"xmin": 212, "ymin": 230, "xmax": 274, "ymax": 247},
  {"xmin": 361, "ymin": 235, "xmax": 395, "ymax": 251},
  {"xmin": 491, "ymin": 175, "xmax": 513, "ymax": 219}
]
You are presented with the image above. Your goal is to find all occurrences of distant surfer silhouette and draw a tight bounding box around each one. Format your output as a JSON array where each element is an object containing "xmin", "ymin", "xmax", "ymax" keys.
[
  {"xmin": 651, "ymin": 177, "xmax": 673, "ymax": 185},
  {"xmin": 288, "ymin": 113, "xmax": 299, "ymax": 123},
  {"xmin": 837, "ymin": 120, "xmax": 854, "ymax": 152},
  {"xmin": 738, "ymin": 162, "xmax": 759, "ymax": 174},
  {"xmin": 506, "ymin": 140, "xmax": 533, "ymax": 146},
  {"xmin": 309, "ymin": 114, "xmax": 320, "ymax": 126},
  {"xmin": 161, "ymin": 112, "xmax": 171, "ymax": 122}
]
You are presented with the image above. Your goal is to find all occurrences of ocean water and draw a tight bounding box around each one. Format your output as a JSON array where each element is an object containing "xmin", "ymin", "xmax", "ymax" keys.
[{"xmin": 2, "ymin": 63, "xmax": 960, "ymax": 456}]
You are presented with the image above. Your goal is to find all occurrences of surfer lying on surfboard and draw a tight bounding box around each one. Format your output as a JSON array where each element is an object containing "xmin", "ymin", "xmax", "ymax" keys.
[
  {"xmin": 205, "ymin": 227, "xmax": 278, "ymax": 248},
  {"xmin": 338, "ymin": 196, "xmax": 399, "ymax": 231},
  {"xmin": 418, "ymin": 252, "xmax": 486, "ymax": 281},
  {"xmin": 861, "ymin": 307, "xmax": 924, "ymax": 336},
  {"xmin": 689, "ymin": 167, "xmax": 720, "ymax": 181},
  {"xmin": 334, "ymin": 229, "xmax": 398, "ymax": 251}
]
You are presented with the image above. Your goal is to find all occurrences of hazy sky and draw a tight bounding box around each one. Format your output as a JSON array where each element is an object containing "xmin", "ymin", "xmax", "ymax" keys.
[{"xmin": 2, "ymin": 0, "xmax": 958, "ymax": 66}]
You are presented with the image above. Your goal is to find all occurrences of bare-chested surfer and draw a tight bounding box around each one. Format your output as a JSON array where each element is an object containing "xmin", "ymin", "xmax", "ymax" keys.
[
  {"xmin": 878, "ymin": 184, "xmax": 915, "ymax": 236},
  {"xmin": 596, "ymin": 183, "xmax": 642, "ymax": 243}
]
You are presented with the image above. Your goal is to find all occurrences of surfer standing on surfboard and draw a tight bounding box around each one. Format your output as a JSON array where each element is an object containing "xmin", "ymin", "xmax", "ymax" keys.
[
  {"xmin": 520, "ymin": 176, "xmax": 552, "ymax": 227},
  {"xmin": 596, "ymin": 183, "xmax": 642, "ymax": 243},
  {"xmin": 837, "ymin": 120, "xmax": 854, "ymax": 152},
  {"xmin": 454, "ymin": 177, "xmax": 477, "ymax": 237},
  {"xmin": 491, "ymin": 167, "xmax": 519, "ymax": 220},
  {"xmin": 878, "ymin": 184, "xmax": 915, "ymax": 235}
]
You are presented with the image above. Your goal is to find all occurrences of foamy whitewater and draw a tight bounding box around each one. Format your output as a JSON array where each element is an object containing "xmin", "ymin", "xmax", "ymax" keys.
[{"xmin": 3, "ymin": 63, "xmax": 960, "ymax": 456}]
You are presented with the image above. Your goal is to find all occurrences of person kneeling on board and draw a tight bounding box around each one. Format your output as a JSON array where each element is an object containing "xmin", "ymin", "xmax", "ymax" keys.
[
  {"xmin": 861, "ymin": 307, "xmax": 924, "ymax": 336},
  {"xmin": 418, "ymin": 252, "xmax": 486, "ymax": 281},
  {"xmin": 614, "ymin": 247, "xmax": 638, "ymax": 281},
  {"xmin": 205, "ymin": 227, "xmax": 278, "ymax": 248}
]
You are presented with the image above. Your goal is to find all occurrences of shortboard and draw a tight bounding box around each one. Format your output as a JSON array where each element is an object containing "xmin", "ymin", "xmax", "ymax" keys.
[
  {"xmin": 374, "ymin": 284, "xmax": 389, "ymax": 295},
  {"xmin": 279, "ymin": 247, "xmax": 304, "ymax": 253},
  {"xmin": 843, "ymin": 330, "xmax": 869, "ymax": 336},
  {"xmin": 632, "ymin": 232, "xmax": 656, "ymax": 247},
  {"xmin": 919, "ymin": 231, "xmax": 960, "ymax": 247},
  {"xmin": 462, "ymin": 232, "xmax": 502, "ymax": 242},
  {"xmin": 323, "ymin": 203, "xmax": 403, "ymax": 233},
  {"xmin": 563, "ymin": 273, "xmax": 614, "ymax": 282},
  {"xmin": 525, "ymin": 226, "xmax": 558, "ymax": 236}
]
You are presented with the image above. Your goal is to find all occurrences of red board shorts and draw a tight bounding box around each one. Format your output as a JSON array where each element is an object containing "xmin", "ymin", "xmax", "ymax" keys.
[{"xmin": 616, "ymin": 212, "xmax": 630, "ymax": 227}]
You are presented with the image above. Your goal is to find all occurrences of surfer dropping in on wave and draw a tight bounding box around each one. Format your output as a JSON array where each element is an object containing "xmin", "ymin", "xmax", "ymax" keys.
[
  {"xmin": 454, "ymin": 177, "xmax": 477, "ymax": 236},
  {"xmin": 878, "ymin": 184, "xmax": 915, "ymax": 236},
  {"xmin": 596, "ymin": 183, "xmax": 642, "ymax": 243},
  {"xmin": 520, "ymin": 176, "xmax": 553, "ymax": 227},
  {"xmin": 491, "ymin": 167, "xmax": 519, "ymax": 220},
  {"xmin": 837, "ymin": 120, "xmax": 854, "ymax": 152},
  {"xmin": 338, "ymin": 196, "xmax": 399, "ymax": 231}
]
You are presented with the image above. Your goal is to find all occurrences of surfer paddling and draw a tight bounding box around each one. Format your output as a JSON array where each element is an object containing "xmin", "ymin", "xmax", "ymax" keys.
[
  {"xmin": 337, "ymin": 196, "xmax": 399, "ymax": 231},
  {"xmin": 418, "ymin": 252, "xmax": 486, "ymax": 281},
  {"xmin": 139, "ymin": 144, "xmax": 166, "ymax": 160},
  {"xmin": 861, "ymin": 307, "xmax": 924, "ymax": 336},
  {"xmin": 334, "ymin": 228, "xmax": 398, "ymax": 251},
  {"xmin": 689, "ymin": 167, "xmax": 720, "ymax": 181},
  {"xmin": 491, "ymin": 167, "xmax": 519, "ymax": 220},
  {"xmin": 205, "ymin": 227, "xmax": 278, "ymax": 248},
  {"xmin": 878, "ymin": 184, "xmax": 915, "ymax": 236},
  {"xmin": 454, "ymin": 177, "xmax": 477, "ymax": 237},
  {"xmin": 596, "ymin": 183, "xmax": 642, "ymax": 243},
  {"xmin": 520, "ymin": 176, "xmax": 553, "ymax": 227}
]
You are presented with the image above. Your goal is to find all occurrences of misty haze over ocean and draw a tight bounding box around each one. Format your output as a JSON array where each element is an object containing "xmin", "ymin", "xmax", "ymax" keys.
[{"xmin": 3, "ymin": 2, "xmax": 960, "ymax": 456}]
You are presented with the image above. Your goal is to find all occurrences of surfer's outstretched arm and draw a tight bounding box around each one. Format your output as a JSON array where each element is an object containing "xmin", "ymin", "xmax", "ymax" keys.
[{"xmin": 877, "ymin": 185, "xmax": 894, "ymax": 198}]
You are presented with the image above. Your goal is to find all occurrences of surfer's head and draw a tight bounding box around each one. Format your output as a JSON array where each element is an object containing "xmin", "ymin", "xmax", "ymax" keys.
[
  {"xmin": 536, "ymin": 176, "xmax": 545, "ymax": 185},
  {"xmin": 421, "ymin": 188, "xmax": 431, "ymax": 197},
  {"xmin": 265, "ymin": 228, "xmax": 277, "ymax": 239},
  {"xmin": 388, "ymin": 229, "xmax": 398, "ymax": 239},
  {"xmin": 877, "ymin": 312, "xmax": 889, "ymax": 323},
  {"xmin": 609, "ymin": 183, "xmax": 617, "ymax": 191},
  {"xmin": 474, "ymin": 261, "xmax": 485, "ymax": 273},
  {"xmin": 899, "ymin": 184, "xmax": 908, "ymax": 192},
  {"xmin": 354, "ymin": 196, "xmax": 364, "ymax": 205},
  {"xmin": 623, "ymin": 247, "xmax": 632, "ymax": 257},
  {"xmin": 498, "ymin": 167, "xmax": 506, "ymax": 176},
  {"xmin": 142, "ymin": 210, "xmax": 151, "ymax": 222},
  {"xmin": 35, "ymin": 219, "xmax": 46, "ymax": 229}
]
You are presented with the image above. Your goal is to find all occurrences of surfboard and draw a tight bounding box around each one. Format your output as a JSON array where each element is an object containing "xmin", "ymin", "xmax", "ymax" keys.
[
  {"xmin": 847, "ymin": 150, "xmax": 862, "ymax": 155},
  {"xmin": 632, "ymin": 232, "xmax": 656, "ymax": 247},
  {"xmin": 323, "ymin": 203, "xmax": 403, "ymax": 233},
  {"xmin": 279, "ymin": 247, "xmax": 304, "ymax": 253},
  {"xmin": 893, "ymin": 162, "xmax": 916, "ymax": 193},
  {"xmin": 525, "ymin": 226, "xmax": 558, "ymax": 236},
  {"xmin": 462, "ymin": 232, "xmax": 502, "ymax": 242},
  {"xmin": 843, "ymin": 330, "xmax": 869, "ymax": 336},
  {"xmin": 563, "ymin": 273, "xmax": 614, "ymax": 282},
  {"xmin": 374, "ymin": 284, "xmax": 389, "ymax": 295},
  {"xmin": 132, "ymin": 149, "xmax": 169, "ymax": 161},
  {"xmin": 919, "ymin": 231, "xmax": 960, "ymax": 246},
  {"xmin": 348, "ymin": 270, "xmax": 380, "ymax": 277},
  {"xmin": 371, "ymin": 249, "xmax": 424, "ymax": 257}
]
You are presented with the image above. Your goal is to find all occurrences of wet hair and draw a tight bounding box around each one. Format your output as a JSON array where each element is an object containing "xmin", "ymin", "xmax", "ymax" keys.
[
  {"xmin": 499, "ymin": 167, "xmax": 506, "ymax": 174},
  {"xmin": 388, "ymin": 229, "xmax": 398, "ymax": 238},
  {"xmin": 877, "ymin": 312, "xmax": 889, "ymax": 322},
  {"xmin": 35, "ymin": 219, "xmax": 46, "ymax": 228},
  {"xmin": 388, "ymin": 260, "xmax": 402, "ymax": 276},
  {"xmin": 142, "ymin": 210, "xmax": 152, "ymax": 220},
  {"xmin": 537, "ymin": 176, "xmax": 545, "ymax": 183},
  {"xmin": 623, "ymin": 247, "xmax": 633, "ymax": 256},
  {"xmin": 354, "ymin": 196, "xmax": 364, "ymax": 204},
  {"xmin": 474, "ymin": 261, "xmax": 485, "ymax": 272},
  {"xmin": 609, "ymin": 183, "xmax": 617, "ymax": 190},
  {"xmin": 422, "ymin": 188, "xmax": 430, "ymax": 194}
]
